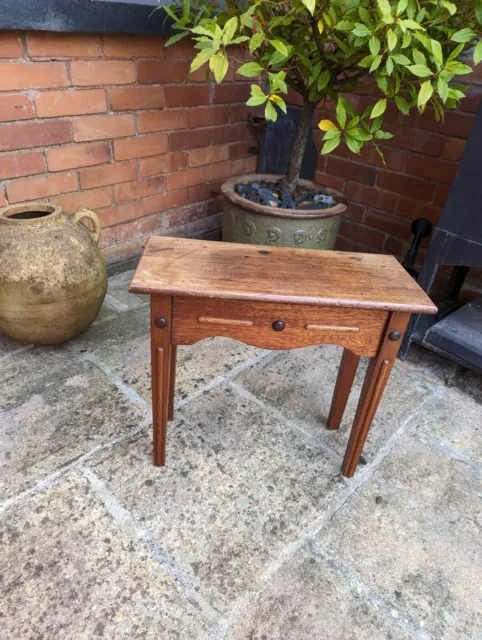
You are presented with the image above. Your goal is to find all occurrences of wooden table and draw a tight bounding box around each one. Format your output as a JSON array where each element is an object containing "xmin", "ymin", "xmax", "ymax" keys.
[{"xmin": 129, "ymin": 236, "xmax": 436, "ymax": 477}]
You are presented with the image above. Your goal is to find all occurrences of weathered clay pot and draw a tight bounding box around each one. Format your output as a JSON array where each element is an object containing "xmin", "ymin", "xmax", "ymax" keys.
[
  {"xmin": 221, "ymin": 173, "xmax": 347, "ymax": 250},
  {"xmin": 0, "ymin": 203, "xmax": 107, "ymax": 345}
]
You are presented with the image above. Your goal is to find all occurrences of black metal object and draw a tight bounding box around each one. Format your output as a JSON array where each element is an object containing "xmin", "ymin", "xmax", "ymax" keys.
[
  {"xmin": 272, "ymin": 320, "xmax": 285, "ymax": 331},
  {"xmin": 400, "ymin": 102, "xmax": 482, "ymax": 371},
  {"xmin": 402, "ymin": 218, "xmax": 433, "ymax": 278},
  {"xmin": 154, "ymin": 317, "xmax": 168, "ymax": 328},
  {"xmin": 258, "ymin": 106, "xmax": 318, "ymax": 181},
  {"xmin": 388, "ymin": 331, "xmax": 402, "ymax": 342},
  {"xmin": 0, "ymin": 0, "xmax": 174, "ymax": 34}
]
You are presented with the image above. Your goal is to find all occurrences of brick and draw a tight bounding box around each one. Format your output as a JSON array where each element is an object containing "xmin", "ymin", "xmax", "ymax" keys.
[
  {"xmin": 376, "ymin": 171, "xmax": 433, "ymax": 201},
  {"xmin": 405, "ymin": 154, "xmax": 458, "ymax": 185},
  {"xmin": 164, "ymin": 38, "xmax": 197, "ymax": 59},
  {"xmin": 27, "ymin": 32, "xmax": 101, "ymax": 58},
  {"xmin": 36, "ymin": 89, "xmax": 106, "ymax": 118},
  {"xmin": 418, "ymin": 109, "xmax": 474, "ymax": 138},
  {"xmin": 460, "ymin": 92, "xmax": 482, "ymax": 113},
  {"xmin": 103, "ymin": 35, "xmax": 163, "ymax": 58},
  {"xmin": 189, "ymin": 145, "xmax": 229, "ymax": 168},
  {"xmin": 169, "ymin": 129, "xmax": 211, "ymax": 152},
  {"xmin": 165, "ymin": 167, "xmax": 207, "ymax": 191},
  {"xmin": 384, "ymin": 235, "xmax": 407, "ymax": 259},
  {"xmin": 7, "ymin": 171, "xmax": 77, "ymax": 203},
  {"xmin": 108, "ymin": 86, "xmax": 165, "ymax": 111},
  {"xmin": 365, "ymin": 210, "xmax": 411, "ymax": 238},
  {"xmin": 165, "ymin": 85, "xmax": 210, "ymax": 107},
  {"xmin": 213, "ymin": 84, "xmax": 251, "ymax": 104},
  {"xmin": 70, "ymin": 61, "xmax": 136, "ymax": 86},
  {"xmin": 434, "ymin": 183, "xmax": 451, "ymax": 207},
  {"xmin": 114, "ymin": 134, "xmax": 168, "ymax": 160},
  {"xmin": 0, "ymin": 120, "xmax": 71, "ymax": 152},
  {"xmin": 384, "ymin": 126, "xmax": 445, "ymax": 157},
  {"xmin": 79, "ymin": 160, "xmax": 138, "ymax": 189},
  {"xmin": 143, "ymin": 188, "xmax": 190, "ymax": 215},
  {"xmin": 0, "ymin": 152, "xmax": 44, "ymax": 179},
  {"xmin": 207, "ymin": 158, "xmax": 245, "ymax": 181},
  {"xmin": 188, "ymin": 182, "xmax": 222, "ymax": 202},
  {"xmin": 327, "ymin": 156, "xmax": 376, "ymax": 186},
  {"xmin": 396, "ymin": 196, "xmax": 443, "ymax": 225},
  {"xmin": 339, "ymin": 219, "xmax": 385, "ymax": 250},
  {"xmin": 0, "ymin": 190, "xmax": 6, "ymax": 207},
  {"xmin": 343, "ymin": 202, "xmax": 365, "ymax": 223},
  {"xmin": 0, "ymin": 32, "xmax": 23, "ymax": 58},
  {"xmin": 442, "ymin": 138, "xmax": 467, "ymax": 161},
  {"xmin": 138, "ymin": 109, "xmax": 188, "ymax": 134},
  {"xmin": 345, "ymin": 182, "xmax": 398, "ymax": 212},
  {"xmin": 189, "ymin": 106, "xmax": 230, "ymax": 128},
  {"xmin": 228, "ymin": 141, "xmax": 257, "ymax": 160},
  {"xmin": 0, "ymin": 94, "xmax": 35, "ymax": 122},
  {"xmin": 102, "ymin": 237, "xmax": 145, "ymax": 261},
  {"xmin": 138, "ymin": 152, "xmax": 188, "ymax": 177},
  {"xmin": 358, "ymin": 144, "xmax": 406, "ymax": 172},
  {"xmin": 244, "ymin": 155, "xmax": 258, "ymax": 172},
  {"xmin": 72, "ymin": 114, "xmax": 135, "ymax": 142},
  {"xmin": 115, "ymin": 176, "xmax": 164, "ymax": 203},
  {"xmin": 137, "ymin": 60, "xmax": 189, "ymax": 84},
  {"xmin": 211, "ymin": 123, "xmax": 252, "ymax": 145},
  {"xmin": 47, "ymin": 142, "xmax": 111, "ymax": 171},
  {"xmin": 314, "ymin": 172, "xmax": 346, "ymax": 194},
  {"xmin": 50, "ymin": 187, "xmax": 112, "ymax": 213},
  {"xmin": 97, "ymin": 200, "xmax": 144, "ymax": 227},
  {"xmin": 0, "ymin": 62, "xmax": 67, "ymax": 91}
]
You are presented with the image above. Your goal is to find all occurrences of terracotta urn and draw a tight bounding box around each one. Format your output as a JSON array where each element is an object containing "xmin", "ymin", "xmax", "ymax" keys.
[
  {"xmin": 221, "ymin": 173, "xmax": 347, "ymax": 250},
  {"xmin": 0, "ymin": 203, "xmax": 107, "ymax": 345}
]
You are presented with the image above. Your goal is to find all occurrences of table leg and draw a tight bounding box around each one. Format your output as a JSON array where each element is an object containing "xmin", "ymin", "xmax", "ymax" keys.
[
  {"xmin": 151, "ymin": 295, "xmax": 173, "ymax": 467},
  {"xmin": 327, "ymin": 349, "xmax": 360, "ymax": 430},
  {"xmin": 168, "ymin": 346, "xmax": 177, "ymax": 421},
  {"xmin": 342, "ymin": 312, "xmax": 410, "ymax": 478}
]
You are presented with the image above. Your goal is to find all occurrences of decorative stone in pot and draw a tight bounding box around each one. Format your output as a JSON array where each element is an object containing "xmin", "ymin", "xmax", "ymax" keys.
[
  {"xmin": 0, "ymin": 203, "xmax": 107, "ymax": 345},
  {"xmin": 221, "ymin": 173, "xmax": 347, "ymax": 250}
]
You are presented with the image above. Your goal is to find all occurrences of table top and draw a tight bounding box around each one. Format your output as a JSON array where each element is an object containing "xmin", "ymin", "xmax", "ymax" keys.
[{"xmin": 129, "ymin": 236, "xmax": 437, "ymax": 313}]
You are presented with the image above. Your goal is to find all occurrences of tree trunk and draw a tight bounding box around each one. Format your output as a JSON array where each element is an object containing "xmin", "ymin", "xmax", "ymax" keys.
[{"xmin": 280, "ymin": 100, "xmax": 317, "ymax": 196}]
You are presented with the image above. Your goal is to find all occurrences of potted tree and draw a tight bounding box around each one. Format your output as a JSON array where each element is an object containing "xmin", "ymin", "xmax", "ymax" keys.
[{"xmin": 161, "ymin": 0, "xmax": 482, "ymax": 249}]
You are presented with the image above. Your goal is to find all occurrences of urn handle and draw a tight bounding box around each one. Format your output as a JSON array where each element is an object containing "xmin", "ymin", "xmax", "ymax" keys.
[{"xmin": 73, "ymin": 209, "xmax": 102, "ymax": 245}]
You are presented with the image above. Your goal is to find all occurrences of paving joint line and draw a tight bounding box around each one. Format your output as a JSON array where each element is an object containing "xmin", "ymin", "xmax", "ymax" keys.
[
  {"xmin": 418, "ymin": 434, "xmax": 482, "ymax": 474},
  {"xmin": 80, "ymin": 466, "xmax": 223, "ymax": 627},
  {"xmin": 0, "ymin": 343, "xmax": 34, "ymax": 365}
]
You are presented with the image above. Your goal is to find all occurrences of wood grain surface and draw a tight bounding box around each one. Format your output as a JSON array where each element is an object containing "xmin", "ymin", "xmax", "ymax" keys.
[{"xmin": 130, "ymin": 236, "xmax": 437, "ymax": 314}]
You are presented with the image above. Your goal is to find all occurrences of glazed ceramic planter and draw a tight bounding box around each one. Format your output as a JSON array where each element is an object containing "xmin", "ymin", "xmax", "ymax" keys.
[
  {"xmin": 221, "ymin": 173, "xmax": 347, "ymax": 250},
  {"xmin": 0, "ymin": 203, "xmax": 107, "ymax": 345}
]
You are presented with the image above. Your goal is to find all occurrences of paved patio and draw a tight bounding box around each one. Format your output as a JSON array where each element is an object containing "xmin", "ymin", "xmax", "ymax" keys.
[{"xmin": 1, "ymin": 268, "xmax": 481, "ymax": 640}]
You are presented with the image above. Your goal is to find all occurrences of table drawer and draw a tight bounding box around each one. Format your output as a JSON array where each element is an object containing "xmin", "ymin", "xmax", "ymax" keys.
[{"xmin": 172, "ymin": 297, "xmax": 388, "ymax": 356}]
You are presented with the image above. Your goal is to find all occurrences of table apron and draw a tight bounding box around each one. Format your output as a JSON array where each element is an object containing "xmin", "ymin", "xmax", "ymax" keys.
[{"xmin": 171, "ymin": 297, "xmax": 388, "ymax": 356}]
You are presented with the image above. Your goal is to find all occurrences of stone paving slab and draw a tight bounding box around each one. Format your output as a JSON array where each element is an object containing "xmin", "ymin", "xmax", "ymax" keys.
[
  {"xmin": 414, "ymin": 387, "xmax": 482, "ymax": 464},
  {"xmin": 315, "ymin": 435, "xmax": 482, "ymax": 640},
  {"xmin": 68, "ymin": 305, "xmax": 262, "ymax": 405},
  {"xmin": 225, "ymin": 548, "xmax": 410, "ymax": 640},
  {"xmin": 105, "ymin": 269, "xmax": 147, "ymax": 310},
  {"xmin": 86, "ymin": 384, "xmax": 345, "ymax": 613},
  {"xmin": 0, "ymin": 347, "xmax": 147, "ymax": 501},
  {"xmin": 234, "ymin": 345, "xmax": 435, "ymax": 461},
  {"xmin": 0, "ymin": 471, "xmax": 211, "ymax": 639}
]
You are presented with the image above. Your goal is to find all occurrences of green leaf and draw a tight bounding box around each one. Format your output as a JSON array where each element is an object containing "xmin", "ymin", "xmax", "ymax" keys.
[
  {"xmin": 352, "ymin": 23, "xmax": 371, "ymax": 37},
  {"xmin": 476, "ymin": 0, "xmax": 482, "ymax": 24},
  {"xmin": 437, "ymin": 77, "xmax": 449, "ymax": 102},
  {"xmin": 430, "ymin": 39, "xmax": 443, "ymax": 66},
  {"xmin": 301, "ymin": 0, "xmax": 316, "ymax": 15},
  {"xmin": 400, "ymin": 19, "xmax": 424, "ymax": 30},
  {"xmin": 370, "ymin": 98, "xmax": 387, "ymax": 118},
  {"xmin": 317, "ymin": 69, "xmax": 330, "ymax": 92},
  {"xmin": 222, "ymin": 17, "xmax": 238, "ymax": 44},
  {"xmin": 376, "ymin": 73, "xmax": 389, "ymax": 93},
  {"xmin": 402, "ymin": 31, "xmax": 412, "ymax": 48},
  {"xmin": 336, "ymin": 21, "xmax": 355, "ymax": 31},
  {"xmin": 407, "ymin": 64, "xmax": 432, "ymax": 77},
  {"xmin": 165, "ymin": 31, "xmax": 188, "ymax": 48},
  {"xmin": 269, "ymin": 71, "xmax": 287, "ymax": 93},
  {"xmin": 386, "ymin": 56, "xmax": 394, "ymax": 75},
  {"xmin": 321, "ymin": 135, "xmax": 341, "ymax": 154},
  {"xmin": 418, "ymin": 80, "xmax": 433, "ymax": 107},
  {"xmin": 370, "ymin": 55, "xmax": 383, "ymax": 72},
  {"xmin": 249, "ymin": 33, "xmax": 265, "ymax": 54},
  {"xmin": 450, "ymin": 28, "xmax": 476, "ymax": 44},
  {"xmin": 394, "ymin": 94, "xmax": 410, "ymax": 114},
  {"xmin": 474, "ymin": 41, "xmax": 482, "ymax": 66},
  {"xmin": 375, "ymin": 130, "xmax": 394, "ymax": 139},
  {"xmin": 441, "ymin": 0, "xmax": 457, "ymax": 16},
  {"xmin": 377, "ymin": 0, "xmax": 391, "ymax": 16},
  {"xmin": 391, "ymin": 53, "xmax": 411, "ymax": 65},
  {"xmin": 190, "ymin": 48, "xmax": 216, "ymax": 73},
  {"xmin": 387, "ymin": 30, "xmax": 397, "ymax": 51},
  {"xmin": 237, "ymin": 62, "xmax": 264, "ymax": 78},
  {"xmin": 336, "ymin": 99, "xmax": 347, "ymax": 129},
  {"xmin": 445, "ymin": 61, "xmax": 473, "ymax": 75},
  {"xmin": 265, "ymin": 100, "xmax": 278, "ymax": 122},
  {"xmin": 246, "ymin": 84, "xmax": 267, "ymax": 106},
  {"xmin": 359, "ymin": 55, "xmax": 375, "ymax": 68},
  {"xmin": 270, "ymin": 94, "xmax": 287, "ymax": 114},
  {"xmin": 369, "ymin": 37, "xmax": 381, "ymax": 56},
  {"xmin": 269, "ymin": 39, "xmax": 288, "ymax": 57},
  {"xmin": 210, "ymin": 52, "xmax": 229, "ymax": 84},
  {"xmin": 447, "ymin": 43, "xmax": 464, "ymax": 63},
  {"xmin": 345, "ymin": 136, "xmax": 362, "ymax": 154},
  {"xmin": 397, "ymin": 0, "xmax": 408, "ymax": 15}
]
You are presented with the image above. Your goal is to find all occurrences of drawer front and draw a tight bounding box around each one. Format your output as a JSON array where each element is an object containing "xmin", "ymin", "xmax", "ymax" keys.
[{"xmin": 172, "ymin": 297, "xmax": 388, "ymax": 356}]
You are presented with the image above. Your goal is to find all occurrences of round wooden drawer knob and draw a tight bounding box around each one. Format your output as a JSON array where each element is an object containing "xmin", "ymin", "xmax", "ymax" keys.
[
  {"xmin": 272, "ymin": 320, "xmax": 285, "ymax": 331},
  {"xmin": 154, "ymin": 317, "xmax": 168, "ymax": 328}
]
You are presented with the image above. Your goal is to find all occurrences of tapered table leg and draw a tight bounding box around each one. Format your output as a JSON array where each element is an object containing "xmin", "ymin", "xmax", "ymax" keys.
[
  {"xmin": 168, "ymin": 346, "xmax": 177, "ymax": 421},
  {"xmin": 151, "ymin": 295, "xmax": 173, "ymax": 467},
  {"xmin": 327, "ymin": 349, "xmax": 360, "ymax": 430},
  {"xmin": 342, "ymin": 312, "xmax": 410, "ymax": 478}
]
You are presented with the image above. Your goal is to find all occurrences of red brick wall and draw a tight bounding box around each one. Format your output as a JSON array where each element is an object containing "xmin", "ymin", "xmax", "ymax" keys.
[{"xmin": 0, "ymin": 30, "xmax": 257, "ymax": 262}]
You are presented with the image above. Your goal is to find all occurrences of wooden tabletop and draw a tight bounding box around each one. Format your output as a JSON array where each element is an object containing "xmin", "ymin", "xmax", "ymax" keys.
[{"xmin": 129, "ymin": 236, "xmax": 437, "ymax": 313}]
